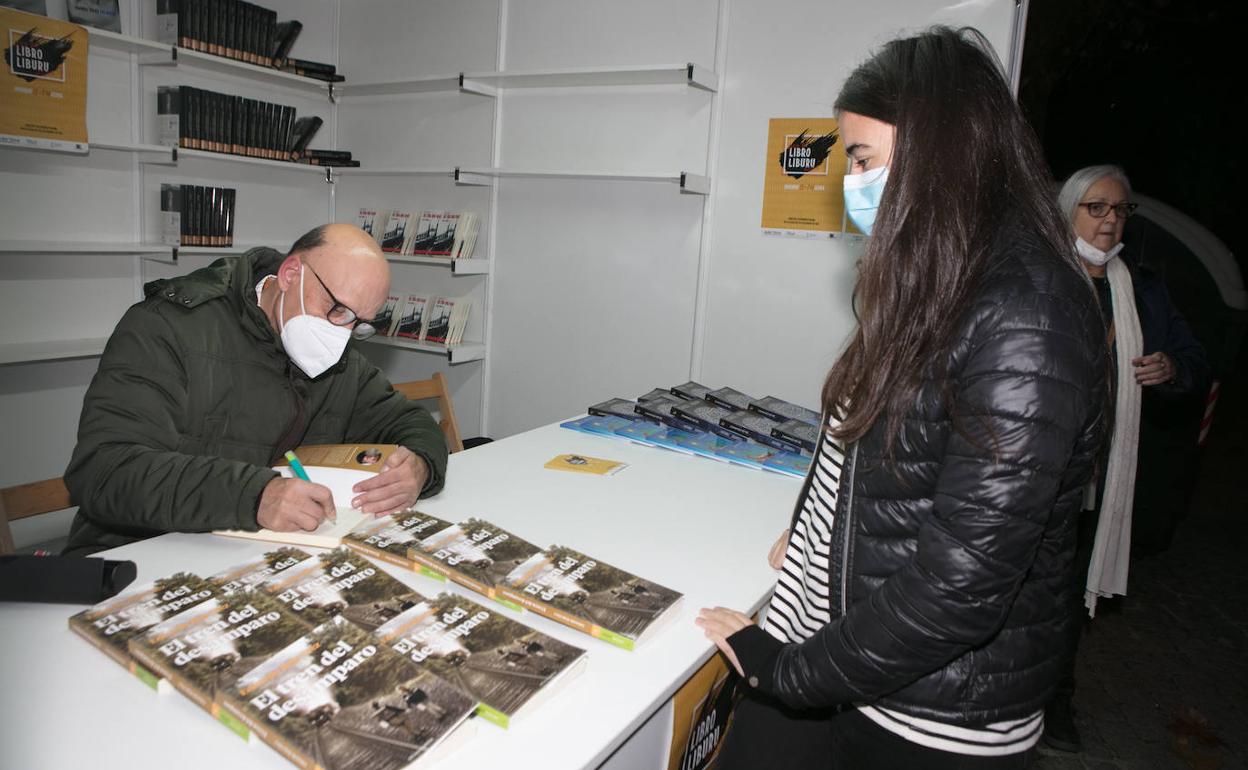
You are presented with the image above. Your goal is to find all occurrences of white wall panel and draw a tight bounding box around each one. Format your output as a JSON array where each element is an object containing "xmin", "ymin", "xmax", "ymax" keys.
[
  {"xmin": 695, "ymin": 0, "xmax": 1018, "ymax": 409},
  {"xmin": 488, "ymin": 178, "xmax": 704, "ymax": 437},
  {"xmin": 0, "ymin": 148, "xmax": 136, "ymax": 241},
  {"xmin": 498, "ymin": 87, "xmax": 712, "ymax": 173},
  {"xmin": 502, "ymin": 0, "xmax": 718, "ymax": 70},
  {"xmin": 337, "ymin": 0, "xmax": 499, "ymax": 80},
  {"xmin": 336, "ymin": 94, "xmax": 495, "ymax": 168}
]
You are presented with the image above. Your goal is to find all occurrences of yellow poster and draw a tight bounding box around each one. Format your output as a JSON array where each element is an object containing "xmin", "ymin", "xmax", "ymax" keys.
[
  {"xmin": 760, "ymin": 117, "xmax": 845, "ymax": 238},
  {"xmin": 667, "ymin": 652, "xmax": 736, "ymax": 770},
  {"xmin": 0, "ymin": 8, "xmax": 89, "ymax": 152}
]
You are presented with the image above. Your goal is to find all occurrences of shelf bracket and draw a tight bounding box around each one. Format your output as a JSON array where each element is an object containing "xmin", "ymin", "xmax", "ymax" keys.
[
  {"xmin": 679, "ymin": 172, "xmax": 711, "ymax": 195},
  {"xmin": 453, "ymin": 167, "xmax": 493, "ymax": 187},
  {"xmin": 141, "ymin": 250, "xmax": 179, "ymax": 266},
  {"xmin": 325, "ymin": 168, "xmax": 335, "ymax": 185},
  {"xmin": 457, "ymin": 73, "xmax": 497, "ymax": 98},
  {"xmin": 327, "ymin": 82, "xmax": 338, "ymax": 104},
  {"xmin": 686, "ymin": 63, "xmax": 718, "ymax": 92}
]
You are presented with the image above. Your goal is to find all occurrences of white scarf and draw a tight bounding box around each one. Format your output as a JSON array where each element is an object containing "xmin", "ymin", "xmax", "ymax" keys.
[{"xmin": 1084, "ymin": 254, "xmax": 1143, "ymax": 617}]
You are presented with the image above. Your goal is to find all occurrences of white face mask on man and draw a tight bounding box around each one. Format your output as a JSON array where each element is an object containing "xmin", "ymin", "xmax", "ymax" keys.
[
  {"xmin": 1075, "ymin": 237, "xmax": 1124, "ymax": 267},
  {"xmin": 278, "ymin": 264, "xmax": 351, "ymax": 378}
]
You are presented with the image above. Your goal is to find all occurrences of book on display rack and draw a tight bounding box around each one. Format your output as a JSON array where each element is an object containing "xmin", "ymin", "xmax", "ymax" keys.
[{"xmin": 360, "ymin": 209, "xmax": 480, "ymax": 259}]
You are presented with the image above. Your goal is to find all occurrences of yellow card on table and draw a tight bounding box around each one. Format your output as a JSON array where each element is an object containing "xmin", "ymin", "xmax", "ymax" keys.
[{"xmin": 544, "ymin": 454, "xmax": 628, "ymax": 476}]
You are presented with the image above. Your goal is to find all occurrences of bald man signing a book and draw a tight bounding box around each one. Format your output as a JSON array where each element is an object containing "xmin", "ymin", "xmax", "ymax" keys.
[{"xmin": 63, "ymin": 224, "xmax": 448, "ymax": 556}]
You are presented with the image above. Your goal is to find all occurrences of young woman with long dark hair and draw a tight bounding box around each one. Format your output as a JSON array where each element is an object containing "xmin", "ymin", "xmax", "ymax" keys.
[{"xmin": 697, "ymin": 27, "xmax": 1108, "ymax": 767}]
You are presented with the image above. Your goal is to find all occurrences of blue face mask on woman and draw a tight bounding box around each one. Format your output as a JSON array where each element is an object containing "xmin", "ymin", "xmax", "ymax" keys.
[{"xmin": 842, "ymin": 166, "xmax": 889, "ymax": 235}]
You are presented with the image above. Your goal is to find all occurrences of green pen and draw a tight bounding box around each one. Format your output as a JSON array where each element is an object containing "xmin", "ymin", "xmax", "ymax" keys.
[
  {"xmin": 285, "ymin": 450, "xmax": 335, "ymax": 522},
  {"xmin": 285, "ymin": 450, "xmax": 311, "ymax": 481}
]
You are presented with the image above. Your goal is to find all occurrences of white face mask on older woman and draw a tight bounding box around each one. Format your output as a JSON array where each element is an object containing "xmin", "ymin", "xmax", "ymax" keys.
[{"xmin": 1075, "ymin": 237, "xmax": 1124, "ymax": 267}]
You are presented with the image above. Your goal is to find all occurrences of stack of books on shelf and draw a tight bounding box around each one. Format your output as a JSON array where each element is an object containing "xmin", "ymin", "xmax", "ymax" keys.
[
  {"xmin": 156, "ymin": 0, "xmax": 340, "ymax": 81},
  {"xmin": 68, "ymin": 494, "xmax": 683, "ymax": 765},
  {"xmin": 562, "ymin": 382, "xmax": 821, "ymax": 478},
  {"xmin": 373, "ymin": 293, "xmax": 472, "ymax": 347},
  {"xmin": 359, "ymin": 208, "xmax": 481, "ymax": 261},
  {"xmin": 160, "ymin": 183, "xmax": 236, "ymax": 246},
  {"xmin": 157, "ymin": 86, "xmax": 345, "ymax": 164}
]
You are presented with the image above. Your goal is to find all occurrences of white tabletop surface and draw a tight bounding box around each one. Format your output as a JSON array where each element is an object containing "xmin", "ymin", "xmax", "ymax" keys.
[{"xmin": 0, "ymin": 420, "xmax": 801, "ymax": 770}]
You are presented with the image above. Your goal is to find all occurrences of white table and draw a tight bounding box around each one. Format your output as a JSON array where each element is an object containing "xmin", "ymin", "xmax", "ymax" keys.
[{"xmin": 0, "ymin": 420, "xmax": 801, "ymax": 769}]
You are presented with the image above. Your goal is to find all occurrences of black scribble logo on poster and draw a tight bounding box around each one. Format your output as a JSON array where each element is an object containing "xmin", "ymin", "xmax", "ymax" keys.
[
  {"xmin": 779, "ymin": 130, "xmax": 838, "ymax": 179},
  {"xmin": 5, "ymin": 28, "xmax": 73, "ymax": 82}
]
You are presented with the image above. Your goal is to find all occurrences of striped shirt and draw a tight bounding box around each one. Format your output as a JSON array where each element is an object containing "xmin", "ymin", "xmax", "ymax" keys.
[{"xmin": 763, "ymin": 422, "xmax": 1043, "ymax": 756}]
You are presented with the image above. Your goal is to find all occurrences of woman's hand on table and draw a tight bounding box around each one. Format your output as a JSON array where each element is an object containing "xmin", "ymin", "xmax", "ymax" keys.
[
  {"xmin": 768, "ymin": 528, "xmax": 790, "ymax": 569},
  {"xmin": 695, "ymin": 607, "xmax": 755, "ymax": 677}
]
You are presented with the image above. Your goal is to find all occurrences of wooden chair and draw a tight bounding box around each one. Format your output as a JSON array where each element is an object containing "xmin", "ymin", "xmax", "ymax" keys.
[
  {"xmin": 0, "ymin": 477, "xmax": 72, "ymax": 555},
  {"xmin": 393, "ymin": 372, "xmax": 464, "ymax": 454}
]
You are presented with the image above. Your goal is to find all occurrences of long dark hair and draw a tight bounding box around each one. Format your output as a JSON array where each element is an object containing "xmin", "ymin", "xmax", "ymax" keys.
[{"xmin": 824, "ymin": 26, "xmax": 1088, "ymax": 449}]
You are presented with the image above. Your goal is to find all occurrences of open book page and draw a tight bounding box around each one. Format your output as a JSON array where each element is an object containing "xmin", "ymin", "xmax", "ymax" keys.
[{"xmin": 213, "ymin": 465, "xmax": 377, "ymax": 548}]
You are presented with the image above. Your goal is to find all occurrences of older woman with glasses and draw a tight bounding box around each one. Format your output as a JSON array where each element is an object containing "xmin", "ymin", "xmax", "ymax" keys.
[{"xmin": 1044, "ymin": 165, "xmax": 1209, "ymax": 752}]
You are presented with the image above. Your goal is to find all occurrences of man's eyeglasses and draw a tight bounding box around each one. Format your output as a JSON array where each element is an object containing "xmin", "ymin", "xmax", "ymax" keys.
[
  {"xmin": 303, "ymin": 262, "xmax": 377, "ymax": 340},
  {"xmin": 1077, "ymin": 201, "xmax": 1138, "ymax": 219}
]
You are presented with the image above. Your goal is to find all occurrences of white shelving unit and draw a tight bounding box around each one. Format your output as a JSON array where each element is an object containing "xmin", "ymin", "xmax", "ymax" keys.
[
  {"xmin": 463, "ymin": 62, "xmax": 717, "ymax": 91},
  {"xmin": 0, "ymin": 339, "xmax": 110, "ymax": 366},
  {"xmin": 4, "ymin": 1, "xmax": 721, "ymax": 444},
  {"xmin": 455, "ymin": 167, "xmax": 711, "ymax": 194},
  {"xmin": 87, "ymin": 27, "xmax": 335, "ymax": 97},
  {"xmin": 361, "ymin": 336, "xmax": 487, "ymax": 365},
  {"xmin": 384, "ymin": 256, "xmax": 490, "ymax": 275},
  {"xmin": 0, "ymin": 240, "xmax": 170, "ymax": 254},
  {"xmin": 345, "ymin": 62, "xmax": 717, "ymax": 96}
]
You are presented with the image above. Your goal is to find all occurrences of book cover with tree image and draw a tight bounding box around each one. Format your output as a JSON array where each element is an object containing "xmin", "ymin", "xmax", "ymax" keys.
[
  {"xmin": 127, "ymin": 591, "xmax": 312, "ymax": 718},
  {"xmin": 260, "ymin": 548, "xmax": 427, "ymax": 633},
  {"xmin": 375, "ymin": 592, "xmax": 586, "ymax": 729},
  {"xmin": 407, "ymin": 518, "xmax": 542, "ymax": 604},
  {"xmin": 342, "ymin": 511, "xmax": 456, "ymax": 580},
  {"xmin": 218, "ymin": 617, "xmax": 476, "ymax": 770},
  {"xmin": 498, "ymin": 546, "xmax": 683, "ymax": 650},
  {"xmin": 68, "ymin": 572, "xmax": 217, "ymax": 688},
  {"xmin": 208, "ymin": 547, "xmax": 312, "ymax": 595}
]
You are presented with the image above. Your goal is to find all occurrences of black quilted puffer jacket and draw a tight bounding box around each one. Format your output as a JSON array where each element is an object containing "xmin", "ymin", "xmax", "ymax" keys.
[{"xmin": 728, "ymin": 226, "xmax": 1108, "ymax": 726}]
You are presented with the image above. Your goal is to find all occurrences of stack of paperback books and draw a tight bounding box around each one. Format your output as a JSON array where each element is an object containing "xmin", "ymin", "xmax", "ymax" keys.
[
  {"xmin": 341, "ymin": 513, "xmax": 685, "ymax": 652},
  {"xmin": 359, "ymin": 208, "xmax": 480, "ymax": 260},
  {"xmin": 160, "ymin": 183, "xmax": 236, "ymax": 246},
  {"xmin": 67, "ymin": 545, "xmax": 597, "ymax": 766},
  {"xmin": 563, "ymin": 382, "xmax": 821, "ymax": 477},
  {"xmin": 69, "ymin": 506, "xmax": 684, "ymax": 766}
]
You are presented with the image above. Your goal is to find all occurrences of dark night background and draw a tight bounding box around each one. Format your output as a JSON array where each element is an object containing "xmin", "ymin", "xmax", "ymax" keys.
[
  {"xmin": 1020, "ymin": 0, "xmax": 1246, "ymax": 499},
  {"xmin": 1019, "ymin": 7, "xmax": 1245, "ymax": 764}
]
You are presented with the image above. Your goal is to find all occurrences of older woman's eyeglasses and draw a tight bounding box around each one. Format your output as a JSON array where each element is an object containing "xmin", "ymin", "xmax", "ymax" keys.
[{"xmin": 1078, "ymin": 201, "xmax": 1138, "ymax": 219}]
